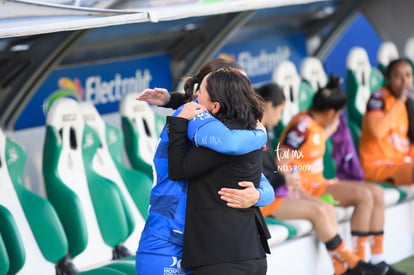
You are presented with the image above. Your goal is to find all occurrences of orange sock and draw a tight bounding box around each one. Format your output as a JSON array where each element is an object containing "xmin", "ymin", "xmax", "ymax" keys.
[
  {"xmin": 370, "ymin": 233, "xmax": 384, "ymax": 255},
  {"xmin": 331, "ymin": 256, "xmax": 347, "ymax": 275},
  {"xmin": 330, "ymin": 241, "xmax": 360, "ymax": 270},
  {"xmin": 353, "ymin": 235, "xmax": 369, "ymax": 261}
]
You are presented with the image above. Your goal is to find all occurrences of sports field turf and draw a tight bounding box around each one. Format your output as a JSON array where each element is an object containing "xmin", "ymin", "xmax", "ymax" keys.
[{"xmin": 394, "ymin": 255, "xmax": 414, "ymax": 275}]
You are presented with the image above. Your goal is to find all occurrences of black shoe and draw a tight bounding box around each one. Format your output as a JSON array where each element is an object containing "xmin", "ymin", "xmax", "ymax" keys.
[
  {"xmin": 112, "ymin": 244, "xmax": 132, "ymax": 259},
  {"xmin": 56, "ymin": 254, "xmax": 79, "ymax": 275},
  {"xmin": 343, "ymin": 260, "xmax": 389, "ymax": 275},
  {"xmin": 374, "ymin": 261, "xmax": 407, "ymax": 275}
]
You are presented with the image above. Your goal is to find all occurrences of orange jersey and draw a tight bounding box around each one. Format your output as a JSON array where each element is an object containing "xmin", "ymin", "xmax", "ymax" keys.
[
  {"xmin": 279, "ymin": 112, "xmax": 325, "ymax": 193},
  {"xmin": 359, "ymin": 88, "xmax": 410, "ymax": 169}
]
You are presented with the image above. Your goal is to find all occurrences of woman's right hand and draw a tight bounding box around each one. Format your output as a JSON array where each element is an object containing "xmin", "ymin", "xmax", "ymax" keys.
[{"xmin": 136, "ymin": 88, "xmax": 171, "ymax": 106}]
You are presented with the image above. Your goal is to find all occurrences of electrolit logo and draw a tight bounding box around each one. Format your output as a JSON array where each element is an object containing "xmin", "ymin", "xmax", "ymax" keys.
[
  {"xmin": 42, "ymin": 69, "xmax": 152, "ymax": 114},
  {"xmin": 85, "ymin": 70, "xmax": 152, "ymax": 104},
  {"xmin": 42, "ymin": 77, "xmax": 84, "ymax": 115},
  {"xmin": 218, "ymin": 47, "xmax": 291, "ymax": 78},
  {"xmin": 237, "ymin": 46, "xmax": 291, "ymax": 77}
]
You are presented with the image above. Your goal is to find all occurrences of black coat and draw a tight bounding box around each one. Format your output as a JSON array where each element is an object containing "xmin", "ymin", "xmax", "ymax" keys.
[{"xmin": 167, "ymin": 116, "xmax": 271, "ymax": 268}]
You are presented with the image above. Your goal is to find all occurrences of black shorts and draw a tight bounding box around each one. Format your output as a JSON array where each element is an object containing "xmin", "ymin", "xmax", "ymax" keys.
[{"xmin": 193, "ymin": 258, "xmax": 267, "ymax": 275}]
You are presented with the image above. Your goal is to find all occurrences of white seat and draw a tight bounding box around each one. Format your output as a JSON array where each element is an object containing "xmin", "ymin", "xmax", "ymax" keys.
[
  {"xmin": 267, "ymin": 224, "xmax": 290, "ymax": 246},
  {"xmin": 404, "ymin": 37, "xmax": 414, "ymax": 62},
  {"xmin": 45, "ymin": 98, "xmax": 118, "ymax": 269},
  {"xmin": 283, "ymin": 219, "xmax": 314, "ymax": 238},
  {"xmin": 119, "ymin": 93, "xmax": 165, "ymax": 178},
  {"xmin": 334, "ymin": 207, "xmax": 348, "ymax": 222},
  {"xmin": 272, "ymin": 60, "xmax": 314, "ymax": 127},
  {"xmin": 398, "ymin": 185, "xmax": 414, "ymax": 200},
  {"xmin": 383, "ymin": 188, "xmax": 401, "ymax": 207},
  {"xmin": 0, "ymin": 129, "xmax": 61, "ymax": 274},
  {"xmin": 347, "ymin": 47, "xmax": 374, "ymax": 119},
  {"xmin": 335, "ymin": 206, "xmax": 354, "ymax": 222},
  {"xmin": 79, "ymin": 102, "xmax": 148, "ymax": 254},
  {"xmin": 300, "ymin": 56, "xmax": 328, "ymax": 92},
  {"xmin": 377, "ymin": 41, "xmax": 399, "ymax": 72}
]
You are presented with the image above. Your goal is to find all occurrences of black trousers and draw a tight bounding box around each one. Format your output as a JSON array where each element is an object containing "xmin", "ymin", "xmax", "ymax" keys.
[{"xmin": 193, "ymin": 258, "xmax": 267, "ymax": 275}]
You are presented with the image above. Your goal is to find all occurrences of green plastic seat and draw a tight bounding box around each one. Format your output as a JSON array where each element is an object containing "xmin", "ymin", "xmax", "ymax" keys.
[
  {"xmin": 376, "ymin": 182, "xmax": 407, "ymax": 202},
  {"xmin": 0, "ymin": 213, "xmax": 10, "ymax": 275},
  {"xmin": 0, "ymin": 232, "xmax": 8, "ymax": 275},
  {"xmin": 299, "ymin": 57, "xmax": 338, "ymax": 180},
  {"xmin": 0, "ymin": 128, "xmax": 70, "ymax": 274},
  {"xmin": 0, "ymin": 206, "xmax": 24, "ymax": 275},
  {"xmin": 272, "ymin": 60, "xmax": 315, "ymax": 141},
  {"xmin": 323, "ymin": 138, "xmax": 337, "ymax": 179},
  {"xmin": 120, "ymin": 93, "xmax": 166, "ymax": 179},
  {"xmin": 265, "ymin": 217, "xmax": 297, "ymax": 238},
  {"xmin": 300, "ymin": 56, "xmax": 328, "ymax": 92},
  {"xmin": 80, "ymin": 101, "xmax": 152, "ymax": 252},
  {"xmin": 42, "ymin": 98, "xmax": 135, "ymax": 272},
  {"xmin": 346, "ymin": 46, "xmax": 384, "ymax": 130},
  {"xmin": 404, "ymin": 37, "xmax": 414, "ymax": 76},
  {"xmin": 377, "ymin": 41, "xmax": 399, "ymax": 75}
]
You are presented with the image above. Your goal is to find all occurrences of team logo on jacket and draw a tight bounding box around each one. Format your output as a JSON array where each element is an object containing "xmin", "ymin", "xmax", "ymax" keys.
[{"xmin": 163, "ymin": 256, "xmax": 184, "ymax": 275}]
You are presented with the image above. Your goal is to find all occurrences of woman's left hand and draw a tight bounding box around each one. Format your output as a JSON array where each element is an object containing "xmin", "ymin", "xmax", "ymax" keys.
[
  {"xmin": 218, "ymin": 181, "xmax": 259, "ymax": 208},
  {"xmin": 178, "ymin": 102, "xmax": 206, "ymax": 120}
]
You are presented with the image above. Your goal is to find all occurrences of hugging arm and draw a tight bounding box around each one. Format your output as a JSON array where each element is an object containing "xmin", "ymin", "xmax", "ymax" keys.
[
  {"xmin": 256, "ymin": 174, "xmax": 275, "ymax": 206},
  {"xmin": 138, "ymin": 89, "xmax": 267, "ymax": 154},
  {"xmin": 219, "ymin": 174, "xmax": 274, "ymax": 208},
  {"xmin": 163, "ymin": 92, "xmax": 186, "ymax": 109},
  {"xmin": 168, "ymin": 115, "xmax": 273, "ymax": 208},
  {"xmin": 167, "ymin": 116, "xmax": 227, "ymax": 180},
  {"xmin": 191, "ymin": 118, "xmax": 267, "ymax": 155}
]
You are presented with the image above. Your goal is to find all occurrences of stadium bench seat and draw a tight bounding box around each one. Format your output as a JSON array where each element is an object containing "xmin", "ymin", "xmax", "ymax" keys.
[
  {"xmin": 404, "ymin": 37, "xmax": 414, "ymax": 60},
  {"xmin": 300, "ymin": 56, "xmax": 328, "ymax": 92},
  {"xmin": 120, "ymin": 93, "xmax": 165, "ymax": 179},
  {"xmin": 265, "ymin": 216, "xmax": 313, "ymax": 241},
  {"xmin": 0, "ymin": 128, "xmax": 75, "ymax": 275},
  {"xmin": 397, "ymin": 185, "xmax": 414, "ymax": 200},
  {"xmin": 42, "ymin": 98, "xmax": 136, "ymax": 272},
  {"xmin": 265, "ymin": 217, "xmax": 295, "ymax": 240},
  {"xmin": 334, "ymin": 206, "xmax": 354, "ymax": 223},
  {"xmin": 346, "ymin": 46, "xmax": 384, "ymax": 130},
  {"xmin": 0, "ymin": 232, "xmax": 8, "ymax": 275},
  {"xmin": 404, "ymin": 37, "xmax": 414, "ymax": 79},
  {"xmin": 272, "ymin": 60, "xmax": 314, "ymax": 131},
  {"xmin": 264, "ymin": 222, "xmax": 290, "ymax": 246},
  {"xmin": 282, "ymin": 219, "xmax": 313, "ymax": 238},
  {"xmin": 377, "ymin": 41, "xmax": 399, "ymax": 74},
  {"xmin": 79, "ymin": 101, "xmax": 152, "ymax": 253}
]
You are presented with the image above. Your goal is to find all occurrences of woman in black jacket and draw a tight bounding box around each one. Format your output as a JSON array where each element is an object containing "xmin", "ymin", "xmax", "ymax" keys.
[{"xmin": 167, "ymin": 68, "xmax": 270, "ymax": 275}]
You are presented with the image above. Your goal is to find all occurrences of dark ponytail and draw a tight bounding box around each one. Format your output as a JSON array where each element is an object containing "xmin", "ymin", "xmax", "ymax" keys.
[
  {"xmin": 183, "ymin": 57, "xmax": 244, "ymax": 102},
  {"xmin": 310, "ymin": 74, "xmax": 347, "ymax": 112},
  {"xmin": 255, "ymin": 83, "xmax": 285, "ymax": 106}
]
